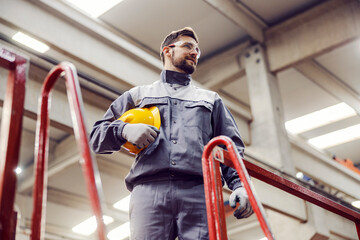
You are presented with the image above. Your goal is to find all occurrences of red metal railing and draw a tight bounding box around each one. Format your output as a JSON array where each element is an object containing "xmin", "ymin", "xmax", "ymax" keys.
[
  {"xmin": 30, "ymin": 62, "xmax": 106, "ymax": 240},
  {"xmin": 202, "ymin": 136, "xmax": 360, "ymax": 239},
  {"xmin": 202, "ymin": 136, "xmax": 274, "ymax": 240},
  {"xmin": 0, "ymin": 47, "xmax": 28, "ymax": 240}
]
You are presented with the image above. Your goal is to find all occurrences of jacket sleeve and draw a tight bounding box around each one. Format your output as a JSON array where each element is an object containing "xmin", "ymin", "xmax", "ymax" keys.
[
  {"xmin": 211, "ymin": 94, "xmax": 245, "ymax": 190},
  {"xmin": 89, "ymin": 91, "xmax": 135, "ymax": 154}
]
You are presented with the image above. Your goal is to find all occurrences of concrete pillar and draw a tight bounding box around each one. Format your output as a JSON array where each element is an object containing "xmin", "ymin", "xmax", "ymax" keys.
[
  {"xmin": 241, "ymin": 44, "xmax": 295, "ymax": 175},
  {"xmin": 306, "ymin": 203, "xmax": 330, "ymax": 240},
  {"xmin": 242, "ymin": 45, "xmax": 337, "ymax": 240}
]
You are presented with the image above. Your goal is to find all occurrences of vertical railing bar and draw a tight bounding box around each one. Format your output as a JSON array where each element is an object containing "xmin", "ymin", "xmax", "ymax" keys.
[
  {"xmin": 30, "ymin": 62, "xmax": 106, "ymax": 240},
  {"xmin": 203, "ymin": 149, "xmax": 217, "ymax": 239},
  {"xmin": 203, "ymin": 136, "xmax": 275, "ymax": 240},
  {"xmin": 0, "ymin": 47, "xmax": 28, "ymax": 240}
]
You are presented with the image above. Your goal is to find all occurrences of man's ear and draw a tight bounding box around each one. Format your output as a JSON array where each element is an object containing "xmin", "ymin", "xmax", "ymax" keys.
[{"xmin": 163, "ymin": 47, "xmax": 171, "ymax": 58}]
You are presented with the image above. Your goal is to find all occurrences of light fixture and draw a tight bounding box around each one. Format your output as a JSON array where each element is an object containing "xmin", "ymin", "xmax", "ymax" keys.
[
  {"xmin": 72, "ymin": 215, "xmax": 114, "ymax": 236},
  {"xmin": 352, "ymin": 200, "xmax": 360, "ymax": 209},
  {"xmin": 259, "ymin": 237, "xmax": 268, "ymax": 240},
  {"xmin": 107, "ymin": 221, "xmax": 130, "ymax": 240},
  {"xmin": 296, "ymin": 172, "xmax": 304, "ymax": 179},
  {"xmin": 113, "ymin": 195, "xmax": 131, "ymax": 212},
  {"xmin": 63, "ymin": 0, "xmax": 125, "ymax": 18},
  {"xmin": 308, "ymin": 124, "xmax": 360, "ymax": 149},
  {"xmin": 15, "ymin": 167, "xmax": 22, "ymax": 175},
  {"xmin": 12, "ymin": 32, "xmax": 49, "ymax": 53},
  {"xmin": 285, "ymin": 103, "xmax": 356, "ymax": 134}
]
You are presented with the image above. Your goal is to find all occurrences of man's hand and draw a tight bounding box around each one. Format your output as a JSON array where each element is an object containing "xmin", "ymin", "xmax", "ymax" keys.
[
  {"xmin": 229, "ymin": 187, "xmax": 254, "ymax": 219},
  {"xmin": 122, "ymin": 123, "xmax": 159, "ymax": 149}
]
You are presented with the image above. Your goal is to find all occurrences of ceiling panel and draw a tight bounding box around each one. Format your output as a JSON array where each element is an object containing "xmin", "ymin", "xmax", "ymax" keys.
[
  {"xmin": 315, "ymin": 39, "xmax": 360, "ymax": 95},
  {"xmin": 47, "ymin": 162, "xmax": 129, "ymax": 205},
  {"xmin": 300, "ymin": 116, "xmax": 360, "ymax": 139},
  {"xmin": 238, "ymin": 0, "xmax": 324, "ymax": 25},
  {"xmin": 220, "ymin": 76, "xmax": 249, "ymax": 106},
  {"xmin": 277, "ymin": 68, "xmax": 340, "ymax": 121},
  {"xmin": 48, "ymin": 165, "xmax": 88, "ymax": 197},
  {"xmin": 100, "ymin": 0, "xmax": 248, "ymax": 59}
]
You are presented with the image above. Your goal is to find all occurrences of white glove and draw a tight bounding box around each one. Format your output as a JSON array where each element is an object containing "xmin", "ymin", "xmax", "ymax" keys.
[
  {"xmin": 122, "ymin": 123, "xmax": 159, "ymax": 149},
  {"xmin": 229, "ymin": 187, "xmax": 254, "ymax": 219}
]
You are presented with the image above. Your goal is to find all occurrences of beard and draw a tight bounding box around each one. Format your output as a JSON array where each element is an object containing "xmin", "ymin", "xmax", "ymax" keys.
[{"xmin": 171, "ymin": 53, "xmax": 196, "ymax": 74}]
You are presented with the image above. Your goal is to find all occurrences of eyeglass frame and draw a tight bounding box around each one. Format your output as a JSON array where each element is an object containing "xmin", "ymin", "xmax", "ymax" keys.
[{"xmin": 164, "ymin": 41, "xmax": 201, "ymax": 59}]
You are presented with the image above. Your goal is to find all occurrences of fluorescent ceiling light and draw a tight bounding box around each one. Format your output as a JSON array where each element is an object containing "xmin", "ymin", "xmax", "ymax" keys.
[
  {"xmin": 308, "ymin": 124, "xmax": 360, "ymax": 149},
  {"xmin": 285, "ymin": 103, "xmax": 356, "ymax": 134},
  {"xmin": 72, "ymin": 215, "xmax": 113, "ymax": 236},
  {"xmin": 64, "ymin": 0, "xmax": 124, "ymax": 18},
  {"xmin": 12, "ymin": 32, "xmax": 49, "ymax": 53},
  {"xmin": 296, "ymin": 172, "xmax": 304, "ymax": 179},
  {"xmin": 107, "ymin": 221, "xmax": 130, "ymax": 240},
  {"xmin": 352, "ymin": 200, "xmax": 360, "ymax": 209},
  {"xmin": 15, "ymin": 167, "xmax": 22, "ymax": 175},
  {"xmin": 259, "ymin": 238, "xmax": 268, "ymax": 240},
  {"xmin": 113, "ymin": 195, "xmax": 131, "ymax": 212}
]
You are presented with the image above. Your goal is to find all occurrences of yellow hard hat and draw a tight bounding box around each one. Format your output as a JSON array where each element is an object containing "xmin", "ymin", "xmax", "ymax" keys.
[{"xmin": 118, "ymin": 106, "xmax": 161, "ymax": 154}]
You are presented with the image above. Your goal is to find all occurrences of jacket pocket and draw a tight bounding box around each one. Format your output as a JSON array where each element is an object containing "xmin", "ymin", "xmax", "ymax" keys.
[
  {"xmin": 137, "ymin": 97, "xmax": 168, "ymax": 108},
  {"xmin": 184, "ymin": 101, "xmax": 213, "ymax": 136}
]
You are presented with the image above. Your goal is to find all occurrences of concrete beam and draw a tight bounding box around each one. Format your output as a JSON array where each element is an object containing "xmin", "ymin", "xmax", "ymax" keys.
[
  {"xmin": 0, "ymin": 0, "xmax": 160, "ymax": 88},
  {"xmin": 295, "ymin": 60, "xmax": 360, "ymax": 115},
  {"xmin": 266, "ymin": 0, "xmax": 360, "ymax": 72},
  {"xmin": 266, "ymin": 208, "xmax": 326, "ymax": 240},
  {"xmin": 204, "ymin": 70, "xmax": 245, "ymax": 92},
  {"xmin": 203, "ymin": 0, "xmax": 266, "ymax": 43},
  {"xmin": 266, "ymin": 202, "xmax": 357, "ymax": 239},
  {"xmin": 17, "ymin": 135, "xmax": 81, "ymax": 193},
  {"xmin": 46, "ymin": 187, "xmax": 129, "ymax": 223},
  {"xmin": 290, "ymin": 135, "xmax": 360, "ymax": 200},
  {"xmin": 193, "ymin": 41, "xmax": 252, "ymax": 120},
  {"xmin": 194, "ymin": 41, "xmax": 249, "ymax": 85},
  {"xmin": 0, "ymin": 52, "xmax": 108, "ymax": 132},
  {"xmin": 251, "ymin": 178, "xmax": 307, "ymax": 221},
  {"xmin": 325, "ymin": 209, "xmax": 359, "ymax": 239},
  {"xmin": 18, "ymin": 134, "xmax": 134, "ymax": 192}
]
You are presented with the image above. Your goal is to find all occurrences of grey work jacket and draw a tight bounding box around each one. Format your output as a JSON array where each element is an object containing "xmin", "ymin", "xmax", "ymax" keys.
[{"xmin": 90, "ymin": 70, "xmax": 245, "ymax": 191}]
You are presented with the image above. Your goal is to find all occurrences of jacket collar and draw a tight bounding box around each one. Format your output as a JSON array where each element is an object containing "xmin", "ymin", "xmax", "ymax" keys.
[{"xmin": 161, "ymin": 70, "xmax": 191, "ymax": 86}]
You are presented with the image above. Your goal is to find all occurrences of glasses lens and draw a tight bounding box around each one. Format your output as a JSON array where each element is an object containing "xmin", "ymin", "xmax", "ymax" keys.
[{"xmin": 172, "ymin": 41, "xmax": 201, "ymax": 59}]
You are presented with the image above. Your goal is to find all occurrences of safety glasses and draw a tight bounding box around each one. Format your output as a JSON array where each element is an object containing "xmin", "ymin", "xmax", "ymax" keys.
[{"xmin": 167, "ymin": 41, "xmax": 201, "ymax": 59}]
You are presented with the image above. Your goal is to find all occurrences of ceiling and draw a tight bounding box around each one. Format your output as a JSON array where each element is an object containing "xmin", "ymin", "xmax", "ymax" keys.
[{"xmin": 1, "ymin": 0, "xmax": 359, "ymax": 239}]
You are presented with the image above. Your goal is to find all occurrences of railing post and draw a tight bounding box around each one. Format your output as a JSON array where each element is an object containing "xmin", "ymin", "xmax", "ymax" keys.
[
  {"xmin": 202, "ymin": 136, "xmax": 274, "ymax": 240},
  {"xmin": 31, "ymin": 62, "xmax": 106, "ymax": 240},
  {"xmin": 0, "ymin": 47, "xmax": 28, "ymax": 240}
]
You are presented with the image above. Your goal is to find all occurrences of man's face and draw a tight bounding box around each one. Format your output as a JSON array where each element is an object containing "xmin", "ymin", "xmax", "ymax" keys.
[{"xmin": 169, "ymin": 36, "xmax": 200, "ymax": 74}]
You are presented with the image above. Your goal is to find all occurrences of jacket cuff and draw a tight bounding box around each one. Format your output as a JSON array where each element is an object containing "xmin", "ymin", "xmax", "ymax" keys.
[
  {"xmin": 228, "ymin": 179, "xmax": 242, "ymax": 191},
  {"xmin": 116, "ymin": 121, "xmax": 128, "ymax": 144}
]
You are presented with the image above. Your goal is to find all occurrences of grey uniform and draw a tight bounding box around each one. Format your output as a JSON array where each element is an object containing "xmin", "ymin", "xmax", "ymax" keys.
[{"xmin": 90, "ymin": 70, "xmax": 245, "ymax": 239}]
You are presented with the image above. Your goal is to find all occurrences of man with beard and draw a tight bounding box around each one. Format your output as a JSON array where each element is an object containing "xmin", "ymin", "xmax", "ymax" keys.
[{"xmin": 90, "ymin": 27, "xmax": 253, "ymax": 239}]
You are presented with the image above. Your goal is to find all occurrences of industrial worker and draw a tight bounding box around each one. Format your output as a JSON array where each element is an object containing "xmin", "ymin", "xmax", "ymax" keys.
[{"xmin": 90, "ymin": 27, "xmax": 254, "ymax": 239}]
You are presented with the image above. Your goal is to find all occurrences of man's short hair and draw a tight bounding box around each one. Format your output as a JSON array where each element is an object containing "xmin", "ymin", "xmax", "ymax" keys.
[{"xmin": 160, "ymin": 27, "xmax": 199, "ymax": 64}]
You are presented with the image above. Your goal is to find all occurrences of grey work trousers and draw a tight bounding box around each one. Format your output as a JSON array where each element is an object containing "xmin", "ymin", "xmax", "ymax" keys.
[{"xmin": 129, "ymin": 179, "xmax": 209, "ymax": 240}]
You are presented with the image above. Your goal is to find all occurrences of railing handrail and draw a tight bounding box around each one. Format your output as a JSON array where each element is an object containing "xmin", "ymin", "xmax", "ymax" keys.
[
  {"xmin": 202, "ymin": 136, "xmax": 274, "ymax": 240},
  {"xmin": 31, "ymin": 62, "xmax": 106, "ymax": 240},
  {"xmin": 0, "ymin": 46, "xmax": 28, "ymax": 240},
  {"xmin": 202, "ymin": 135, "xmax": 360, "ymax": 239}
]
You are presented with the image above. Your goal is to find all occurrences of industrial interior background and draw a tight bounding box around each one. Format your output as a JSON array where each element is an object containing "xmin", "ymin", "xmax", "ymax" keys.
[{"xmin": 0, "ymin": 0, "xmax": 360, "ymax": 239}]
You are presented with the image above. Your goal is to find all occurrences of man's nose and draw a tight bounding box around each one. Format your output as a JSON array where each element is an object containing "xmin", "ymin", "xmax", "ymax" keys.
[{"xmin": 190, "ymin": 48, "xmax": 198, "ymax": 58}]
